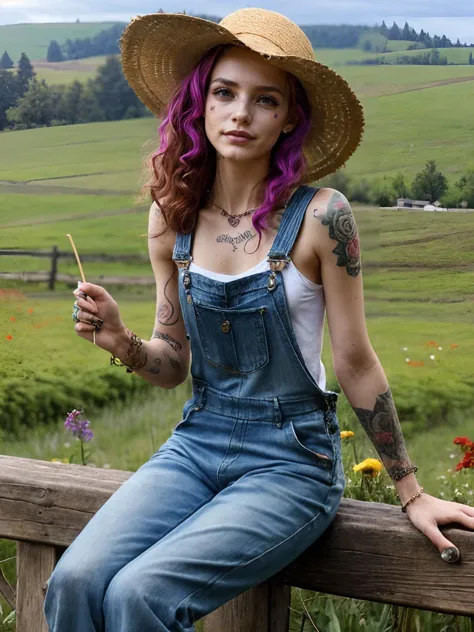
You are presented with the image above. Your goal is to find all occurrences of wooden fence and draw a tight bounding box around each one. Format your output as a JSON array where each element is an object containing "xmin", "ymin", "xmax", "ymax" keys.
[
  {"xmin": 0, "ymin": 248, "xmax": 152, "ymax": 290},
  {"xmin": 0, "ymin": 455, "xmax": 473, "ymax": 631}
]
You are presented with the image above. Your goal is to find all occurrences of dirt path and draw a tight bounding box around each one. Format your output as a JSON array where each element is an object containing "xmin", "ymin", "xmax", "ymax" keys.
[{"xmin": 381, "ymin": 75, "xmax": 474, "ymax": 97}]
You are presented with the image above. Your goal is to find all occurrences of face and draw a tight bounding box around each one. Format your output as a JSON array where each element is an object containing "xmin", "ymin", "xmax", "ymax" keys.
[{"xmin": 204, "ymin": 46, "xmax": 295, "ymax": 163}]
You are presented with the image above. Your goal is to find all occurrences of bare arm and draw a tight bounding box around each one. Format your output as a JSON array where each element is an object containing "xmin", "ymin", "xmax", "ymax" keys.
[
  {"xmin": 312, "ymin": 188, "xmax": 419, "ymax": 503},
  {"xmin": 114, "ymin": 202, "xmax": 190, "ymax": 389}
]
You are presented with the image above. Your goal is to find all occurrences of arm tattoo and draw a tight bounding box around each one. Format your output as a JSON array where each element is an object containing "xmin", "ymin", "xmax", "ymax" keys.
[
  {"xmin": 164, "ymin": 351, "xmax": 181, "ymax": 372},
  {"xmin": 314, "ymin": 191, "xmax": 361, "ymax": 277},
  {"xmin": 352, "ymin": 388, "xmax": 412, "ymax": 480},
  {"xmin": 157, "ymin": 268, "xmax": 179, "ymax": 326},
  {"xmin": 147, "ymin": 357, "xmax": 162, "ymax": 375},
  {"xmin": 152, "ymin": 329, "xmax": 182, "ymax": 352}
]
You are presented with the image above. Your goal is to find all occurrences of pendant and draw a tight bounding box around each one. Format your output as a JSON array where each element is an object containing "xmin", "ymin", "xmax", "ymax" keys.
[{"xmin": 227, "ymin": 215, "xmax": 240, "ymax": 228}]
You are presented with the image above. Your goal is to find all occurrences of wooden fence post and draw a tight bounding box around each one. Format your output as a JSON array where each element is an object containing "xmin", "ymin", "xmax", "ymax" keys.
[
  {"xmin": 48, "ymin": 246, "xmax": 59, "ymax": 291},
  {"xmin": 16, "ymin": 541, "xmax": 58, "ymax": 632},
  {"xmin": 202, "ymin": 578, "xmax": 290, "ymax": 632}
]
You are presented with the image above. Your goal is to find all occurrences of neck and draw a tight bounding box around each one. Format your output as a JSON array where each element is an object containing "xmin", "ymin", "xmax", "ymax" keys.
[{"xmin": 209, "ymin": 155, "xmax": 271, "ymax": 214}]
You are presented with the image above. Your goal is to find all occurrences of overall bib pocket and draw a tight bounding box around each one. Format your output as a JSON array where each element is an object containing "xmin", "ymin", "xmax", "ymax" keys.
[
  {"xmin": 286, "ymin": 410, "xmax": 335, "ymax": 468},
  {"xmin": 193, "ymin": 300, "xmax": 270, "ymax": 374}
]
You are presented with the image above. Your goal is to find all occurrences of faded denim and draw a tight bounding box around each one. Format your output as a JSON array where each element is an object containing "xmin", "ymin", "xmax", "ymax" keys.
[{"xmin": 44, "ymin": 185, "xmax": 345, "ymax": 632}]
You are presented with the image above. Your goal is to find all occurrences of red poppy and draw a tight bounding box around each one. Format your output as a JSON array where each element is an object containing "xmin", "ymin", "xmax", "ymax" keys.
[
  {"xmin": 450, "ymin": 344, "xmax": 458, "ymax": 349},
  {"xmin": 9, "ymin": 316, "xmax": 16, "ymax": 322},
  {"xmin": 27, "ymin": 307, "xmax": 34, "ymax": 314},
  {"xmin": 6, "ymin": 335, "xmax": 13, "ymax": 340}
]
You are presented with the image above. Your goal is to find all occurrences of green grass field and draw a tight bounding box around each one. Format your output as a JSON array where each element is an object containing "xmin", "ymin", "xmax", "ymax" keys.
[
  {"xmin": 378, "ymin": 46, "xmax": 474, "ymax": 65},
  {"xmin": 0, "ymin": 23, "xmax": 120, "ymax": 62}
]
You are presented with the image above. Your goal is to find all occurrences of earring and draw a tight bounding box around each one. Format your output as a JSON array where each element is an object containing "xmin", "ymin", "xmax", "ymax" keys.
[{"xmin": 284, "ymin": 126, "xmax": 290, "ymax": 133}]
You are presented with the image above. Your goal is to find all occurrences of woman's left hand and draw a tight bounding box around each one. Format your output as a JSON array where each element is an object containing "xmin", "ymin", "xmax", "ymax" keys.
[{"xmin": 405, "ymin": 492, "xmax": 474, "ymax": 562}]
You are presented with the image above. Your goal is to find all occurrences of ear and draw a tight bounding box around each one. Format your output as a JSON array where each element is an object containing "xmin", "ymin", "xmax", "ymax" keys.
[{"xmin": 283, "ymin": 120, "xmax": 297, "ymax": 134}]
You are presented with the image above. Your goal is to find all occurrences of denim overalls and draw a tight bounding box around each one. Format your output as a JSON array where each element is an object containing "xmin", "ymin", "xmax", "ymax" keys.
[{"xmin": 44, "ymin": 185, "xmax": 345, "ymax": 632}]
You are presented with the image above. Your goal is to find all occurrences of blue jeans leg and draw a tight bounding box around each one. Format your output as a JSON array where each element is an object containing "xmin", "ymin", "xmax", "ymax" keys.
[
  {"xmin": 102, "ymin": 464, "xmax": 343, "ymax": 632},
  {"xmin": 43, "ymin": 451, "xmax": 216, "ymax": 632}
]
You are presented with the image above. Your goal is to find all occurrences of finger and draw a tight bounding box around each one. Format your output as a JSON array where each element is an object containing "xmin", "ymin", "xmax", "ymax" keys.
[
  {"xmin": 76, "ymin": 297, "xmax": 98, "ymax": 314},
  {"xmin": 77, "ymin": 282, "xmax": 106, "ymax": 299},
  {"xmin": 461, "ymin": 504, "xmax": 474, "ymax": 518},
  {"xmin": 423, "ymin": 524, "xmax": 460, "ymax": 563}
]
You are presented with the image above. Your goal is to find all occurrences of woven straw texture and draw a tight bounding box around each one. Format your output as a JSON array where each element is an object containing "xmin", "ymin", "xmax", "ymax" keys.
[{"xmin": 120, "ymin": 8, "xmax": 365, "ymax": 182}]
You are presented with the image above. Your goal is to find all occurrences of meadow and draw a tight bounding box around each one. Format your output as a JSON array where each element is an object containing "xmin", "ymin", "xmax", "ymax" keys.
[
  {"xmin": 1, "ymin": 37, "xmax": 474, "ymax": 630},
  {"xmin": 0, "ymin": 23, "xmax": 119, "ymax": 62}
]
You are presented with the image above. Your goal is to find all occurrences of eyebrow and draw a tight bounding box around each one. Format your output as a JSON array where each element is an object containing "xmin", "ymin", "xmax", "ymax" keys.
[{"xmin": 210, "ymin": 77, "xmax": 285, "ymax": 97}]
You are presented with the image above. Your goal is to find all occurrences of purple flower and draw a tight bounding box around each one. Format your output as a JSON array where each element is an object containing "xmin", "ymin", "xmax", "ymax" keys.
[{"xmin": 64, "ymin": 409, "xmax": 94, "ymax": 442}]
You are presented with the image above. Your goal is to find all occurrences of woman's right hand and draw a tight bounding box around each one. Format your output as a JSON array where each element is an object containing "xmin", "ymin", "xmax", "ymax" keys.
[{"xmin": 72, "ymin": 282, "xmax": 128, "ymax": 355}]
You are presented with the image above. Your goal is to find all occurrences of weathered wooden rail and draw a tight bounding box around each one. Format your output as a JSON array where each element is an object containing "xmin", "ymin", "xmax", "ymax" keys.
[{"xmin": 0, "ymin": 455, "xmax": 473, "ymax": 631}]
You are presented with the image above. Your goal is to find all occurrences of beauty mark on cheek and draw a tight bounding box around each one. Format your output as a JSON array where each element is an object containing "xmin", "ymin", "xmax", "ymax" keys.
[
  {"xmin": 274, "ymin": 113, "xmax": 278, "ymax": 118},
  {"xmin": 210, "ymin": 105, "xmax": 215, "ymax": 111}
]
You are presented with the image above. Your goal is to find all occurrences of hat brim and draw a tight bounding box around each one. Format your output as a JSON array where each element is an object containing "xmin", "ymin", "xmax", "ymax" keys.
[{"xmin": 120, "ymin": 13, "xmax": 365, "ymax": 183}]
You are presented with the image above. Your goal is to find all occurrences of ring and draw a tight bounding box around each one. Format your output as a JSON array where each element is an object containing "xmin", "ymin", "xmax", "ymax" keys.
[
  {"xmin": 440, "ymin": 546, "xmax": 460, "ymax": 563},
  {"xmin": 72, "ymin": 305, "xmax": 80, "ymax": 323},
  {"xmin": 91, "ymin": 317, "xmax": 104, "ymax": 332}
]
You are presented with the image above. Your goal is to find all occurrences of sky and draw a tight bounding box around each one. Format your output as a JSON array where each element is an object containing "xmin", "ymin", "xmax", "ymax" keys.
[{"xmin": 0, "ymin": 0, "xmax": 473, "ymax": 43}]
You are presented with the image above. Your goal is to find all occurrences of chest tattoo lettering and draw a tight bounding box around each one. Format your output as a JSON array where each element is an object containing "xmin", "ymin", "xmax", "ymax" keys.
[{"xmin": 216, "ymin": 230, "xmax": 257, "ymax": 252}]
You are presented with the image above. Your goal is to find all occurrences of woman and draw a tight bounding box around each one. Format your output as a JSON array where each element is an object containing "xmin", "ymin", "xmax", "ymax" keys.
[{"xmin": 45, "ymin": 8, "xmax": 473, "ymax": 632}]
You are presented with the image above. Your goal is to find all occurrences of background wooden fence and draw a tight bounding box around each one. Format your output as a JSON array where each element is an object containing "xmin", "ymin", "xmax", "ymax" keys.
[
  {"xmin": 0, "ymin": 247, "xmax": 153, "ymax": 289},
  {"xmin": 0, "ymin": 455, "xmax": 473, "ymax": 632}
]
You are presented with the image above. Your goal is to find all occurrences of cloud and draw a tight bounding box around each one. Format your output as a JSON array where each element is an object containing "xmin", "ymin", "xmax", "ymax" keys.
[{"xmin": 1, "ymin": 0, "xmax": 473, "ymax": 42}]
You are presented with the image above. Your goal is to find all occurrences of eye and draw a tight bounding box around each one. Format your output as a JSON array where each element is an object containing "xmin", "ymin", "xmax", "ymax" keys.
[
  {"xmin": 258, "ymin": 95, "xmax": 279, "ymax": 107},
  {"xmin": 213, "ymin": 88, "xmax": 233, "ymax": 98}
]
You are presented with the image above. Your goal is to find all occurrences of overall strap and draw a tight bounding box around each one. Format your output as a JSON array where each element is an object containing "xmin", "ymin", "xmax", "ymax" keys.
[
  {"xmin": 267, "ymin": 185, "xmax": 319, "ymax": 269},
  {"xmin": 172, "ymin": 231, "xmax": 193, "ymax": 269}
]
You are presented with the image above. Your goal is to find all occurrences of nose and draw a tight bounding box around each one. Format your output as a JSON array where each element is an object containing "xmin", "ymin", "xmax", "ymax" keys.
[{"xmin": 231, "ymin": 97, "xmax": 252, "ymax": 126}]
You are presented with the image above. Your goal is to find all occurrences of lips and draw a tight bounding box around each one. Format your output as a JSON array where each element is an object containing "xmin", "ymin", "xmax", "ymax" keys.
[{"xmin": 224, "ymin": 130, "xmax": 254, "ymax": 139}]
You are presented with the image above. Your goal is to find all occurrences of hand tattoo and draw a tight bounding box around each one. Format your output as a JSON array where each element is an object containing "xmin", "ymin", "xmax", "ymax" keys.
[
  {"xmin": 152, "ymin": 329, "xmax": 182, "ymax": 352},
  {"xmin": 314, "ymin": 191, "xmax": 361, "ymax": 277},
  {"xmin": 157, "ymin": 268, "xmax": 179, "ymax": 326},
  {"xmin": 216, "ymin": 230, "xmax": 257, "ymax": 252},
  {"xmin": 352, "ymin": 388, "xmax": 412, "ymax": 480}
]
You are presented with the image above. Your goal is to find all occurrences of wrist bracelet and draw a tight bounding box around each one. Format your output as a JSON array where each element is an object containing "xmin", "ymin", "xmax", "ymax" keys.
[
  {"xmin": 401, "ymin": 487, "xmax": 424, "ymax": 513},
  {"xmin": 391, "ymin": 464, "xmax": 418, "ymax": 481},
  {"xmin": 110, "ymin": 328, "xmax": 146, "ymax": 373}
]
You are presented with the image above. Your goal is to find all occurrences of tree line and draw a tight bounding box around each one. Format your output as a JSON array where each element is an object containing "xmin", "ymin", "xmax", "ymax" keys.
[
  {"xmin": 349, "ymin": 49, "xmax": 451, "ymax": 66},
  {"xmin": 0, "ymin": 53, "xmax": 149, "ymax": 131},
  {"xmin": 322, "ymin": 161, "xmax": 474, "ymax": 210}
]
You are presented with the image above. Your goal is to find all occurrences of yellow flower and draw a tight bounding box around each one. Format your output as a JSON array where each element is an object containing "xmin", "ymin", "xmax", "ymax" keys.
[
  {"xmin": 51, "ymin": 458, "xmax": 62, "ymax": 463},
  {"xmin": 353, "ymin": 458, "xmax": 383, "ymax": 478},
  {"xmin": 340, "ymin": 430, "xmax": 355, "ymax": 440}
]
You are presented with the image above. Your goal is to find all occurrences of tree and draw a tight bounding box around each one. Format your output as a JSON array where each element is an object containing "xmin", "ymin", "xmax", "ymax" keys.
[
  {"xmin": 0, "ymin": 50, "xmax": 14, "ymax": 69},
  {"xmin": 388, "ymin": 22, "xmax": 401, "ymax": 40},
  {"xmin": 456, "ymin": 169, "xmax": 474, "ymax": 208},
  {"xmin": 391, "ymin": 173, "xmax": 410, "ymax": 199},
  {"xmin": 402, "ymin": 22, "xmax": 411, "ymax": 41},
  {"xmin": 411, "ymin": 161, "xmax": 448, "ymax": 203},
  {"xmin": 92, "ymin": 56, "xmax": 147, "ymax": 120},
  {"xmin": 16, "ymin": 52, "xmax": 35, "ymax": 95},
  {"xmin": 0, "ymin": 70, "xmax": 19, "ymax": 130},
  {"xmin": 380, "ymin": 21, "xmax": 389, "ymax": 38},
  {"xmin": 469, "ymin": 52, "xmax": 473, "ymax": 65},
  {"xmin": 7, "ymin": 78, "xmax": 54, "ymax": 129},
  {"xmin": 47, "ymin": 40, "xmax": 64, "ymax": 62}
]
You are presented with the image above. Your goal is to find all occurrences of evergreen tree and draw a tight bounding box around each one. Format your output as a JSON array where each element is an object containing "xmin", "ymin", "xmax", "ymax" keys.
[
  {"xmin": 16, "ymin": 52, "xmax": 35, "ymax": 95},
  {"xmin": 469, "ymin": 51, "xmax": 473, "ymax": 65},
  {"xmin": 47, "ymin": 40, "xmax": 64, "ymax": 62},
  {"xmin": 410, "ymin": 28, "xmax": 418, "ymax": 42},
  {"xmin": 388, "ymin": 22, "xmax": 401, "ymax": 40},
  {"xmin": 380, "ymin": 21, "xmax": 389, "ymax": 38},
  {"xmin": 402, "ymin": 22, "xmax": 411, "ymax": 41},
  {"xmin": 0, "ymin": 50, "xmax": 14, "ymax": 69},
  {"xmin": 411, "ymin": 161, "xmax": 448, "ymax": 203}
]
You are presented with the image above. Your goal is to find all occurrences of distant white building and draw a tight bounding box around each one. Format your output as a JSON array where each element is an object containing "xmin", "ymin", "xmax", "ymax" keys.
[{"xmin": 397, "ymin": 197, "xmax": 431, "ymax": 209}]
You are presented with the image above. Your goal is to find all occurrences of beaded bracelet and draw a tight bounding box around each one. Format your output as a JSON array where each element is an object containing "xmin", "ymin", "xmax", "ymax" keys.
[
  {"xmin": 401, "ymin": 487, "xmax": 424, "ymax": 513},
  {"xmin": 391, "ymin": 464, "xmax": 418, "ymax": 481}
]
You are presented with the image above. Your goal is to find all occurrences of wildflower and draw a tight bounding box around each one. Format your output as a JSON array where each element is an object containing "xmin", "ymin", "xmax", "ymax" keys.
[
  {"xmin": 430, "ymin": 355, "xmax": 435, "ymax": 360},
  {"xmin": 6, "ymin": 335, "xmax": 13, "ymax": 340},
  {"xmin": 450, "ymin": 344, "xmax": 458, "ymax": 349},
  {"xmin": 27, "ymin": 307, "xmax": 34, "ymax": 313},
  {"xmin": 438, "ymin": 346, "xmax": 443, "ymax": 350},
  {"xmin": 402, "ymin": 347, "xmax": 408, "ymax": 351},
  {"xmin": 51, "ymin": 458, "xmax": 63, "ymax": 463},
  {"xmin": 340, "ymin": 430, "xmax": 354, "ymax": 440},
  {"xmin": 353, "ymin": 458, "xmax": 383, "ymax": 478},
  {"xmin": 407, "ymin": 360, "xmax": 424, "ymax": 367},
  {"xmin": 453, "ymin": 436, "xmax": 474, "ymax": 450},
  {"xmin": 405, "ymin": 358, "xmax": 410, "ymax": 362},
  {"xmin": 425, "ymin": 341, "xmax": 439, "ymax": 347},
  {"xmin": 64, "ymin": 409, "xmax": 94, "ymax": 442},
  {"xmin": 9, "ymin": 316, "xmax": 16, "ymax": 322}
]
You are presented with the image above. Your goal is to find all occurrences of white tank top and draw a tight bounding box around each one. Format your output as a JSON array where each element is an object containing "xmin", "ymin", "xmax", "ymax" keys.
[{"xmin": 189, "ymin": 258, "xmax": 327, "ymax": 390}]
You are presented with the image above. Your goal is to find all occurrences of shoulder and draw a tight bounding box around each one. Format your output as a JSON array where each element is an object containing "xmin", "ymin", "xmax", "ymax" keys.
[
  {"xmin": 303, "ymin": 187, "xmax": 360, "ymax": 276},
  {"xmin": 148, "ymin": 200, "xmax": 176, "ymax": 262}
]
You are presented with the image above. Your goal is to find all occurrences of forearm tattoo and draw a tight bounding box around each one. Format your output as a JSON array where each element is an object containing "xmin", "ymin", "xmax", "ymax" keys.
[
  {"xmin": 313, "ymin": 191, "xmax": 361, "ymax": 277},
  {"xmin": 157, "ymin": 268, "xmax": 179, "ymax": 326},
  {"xmin": 152, "ymin": 329, "xmax": 182, "ymax": 352},
  {"xmin": 352, "ymin": 388, "xmax": 412, "ymax": 480}
]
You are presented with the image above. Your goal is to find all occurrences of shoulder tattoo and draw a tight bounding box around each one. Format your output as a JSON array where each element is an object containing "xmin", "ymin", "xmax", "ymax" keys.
[{"xmin": 313, "ymin": 191, "xmax": 361, "ymax": 277}]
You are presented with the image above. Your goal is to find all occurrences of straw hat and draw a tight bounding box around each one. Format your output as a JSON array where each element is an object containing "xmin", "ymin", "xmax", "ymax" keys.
[{"xmin": 120, "ymin": 8, "xmax": 365, "ymax": 183}]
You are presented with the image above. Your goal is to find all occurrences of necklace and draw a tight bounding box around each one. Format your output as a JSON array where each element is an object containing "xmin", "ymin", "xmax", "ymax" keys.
[{"xmin": 212, "ymin": 202, "xmax": 257, "ymax": 227}]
